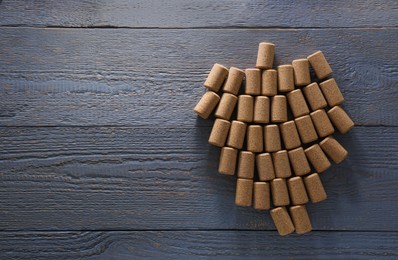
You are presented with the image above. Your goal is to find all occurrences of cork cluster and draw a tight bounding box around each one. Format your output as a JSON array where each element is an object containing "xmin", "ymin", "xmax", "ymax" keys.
[{"xmin": 193, "ymin": 42, "xmax": 354, "ymax": 236}]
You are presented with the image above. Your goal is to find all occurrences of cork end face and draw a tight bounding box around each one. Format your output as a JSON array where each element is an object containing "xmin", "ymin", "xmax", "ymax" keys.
[
  {"xmin": 307, "ymin": 50, "xmax": 323, "ymax": 60},
  {"xmin": 193, "ymin": 108, "xmax": 209, "ymax": 119}
]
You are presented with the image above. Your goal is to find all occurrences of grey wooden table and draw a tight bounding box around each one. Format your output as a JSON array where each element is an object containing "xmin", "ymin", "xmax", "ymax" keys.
[{"xmin": 0, "ymin": 1, "xmax": 397, "ymax": 259}]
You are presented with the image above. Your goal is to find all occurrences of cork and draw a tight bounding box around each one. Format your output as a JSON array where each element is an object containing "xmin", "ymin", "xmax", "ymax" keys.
[
  {"xmin": 245, "ymin": 68, "xmax": 261, "ymax": 95},
  {"xmin": 305, "ymin": 144, "xmax": 331, "ymax": 173},
  {"xmin": 253, "ymin": 96, "xmax": 270, "ymax": 124},
  {"xmin": 253, "ymin": 182, "xmax": 271, "ymax": 210},
  {"xmin": 264, "ymin": 124, "xmax": 281, "ymax": 152},
  {"xmin": 289, "ymin": 205, "xmax": 312, "ymax": 234},
  {"xmin": 320, "ymin": 136, "xmax": 348, "ymax": 164},
  {"xmin": 288, "ymin": 147, "xmax": 311, "ymax": 176},
  {"xmin": 226, "ymin": 120, "xmax": 247, "ymax": 149},
  {"xmin": 223, "ymin": 67, "xmax": 245, "ymax": 95},
  {"xmin": 235, "ymin": 178, "xmax": 253, "ymax": 207},
  {"xmin": 292, "ymin": 58, "xmax": 311, "ymax": 87},
  {"xmin": 237, "ymin": 95, "xmax": 254, "ymax": 123},
  {"xmin": 256, "ymin": 42, "xmax": 275, "ymax": 69},
  {"xmin": 327, "ymin": 106, "xmax": 354, "ymax": 134},
  {"xmin": 256, "ymin": 153, "xmax": 275, "ymax": 181},
  {"xmin": 294, "ymin": 115, "xmax": 318, "ymax": 144},
  {"xmin": 319, "ymin": 78, "xmax": 345, "ymax": 107},
  {"xmin": 304, "ymin": 173, "xmax": 327, "ymax": 203},
  {"xmin": 218, "ymin": 147, "xmax": 238, "ymax": 175},
  {"xmin": 271, "ymin": 95, "xmax": 288, "ymax": 123},
  {"xmin": 261, "ymin": 69, "xmax": 277, "ymax": 96},
  {"xmin": 237, "ymin": 151, "xmax": 255, "ymax": 179},
  {"xmin": 214, "ymin": 93, "xmax": 238, "ymax": 120},
  {"xmin": 310, "ymin": 109, "xmax": 335, "ymax": 138},
  {"xmin": 279, "ymin": 121, "xmax": 301, "ymax": 150},
  {"xmin": 287, "ymin": 177, "xmax": 309, "ymax": 205},
  {"xmin": 193, "ymin": 91, "xmax": 220, "ymax": 119},
  {"xmin": 277, "ymin": 65, "xmax": 294, "ymax": 92},
  {"xmin": 302, "ymin": 82, "xmax": 327, "ymax": 111},
  {"xmin": 307, "ymin": 51, "xmax": 333, "ymax": 80},
  {"xmin": 287, "ymin": 89, "xmax": 310, "ymax": 118},
  {"xmin": 208, "ymin": 119, "xmax": 231, "ymax": 147},
  {"xmin": 204, "ymin": 63, "xmax": 229, "ymax": 92},
  {"xmin": 247, "ymin": 125, "xmax": 263, "ymax": 153},
  {"xmin": 270, "ymin": 207, "xmax": 295, "ymax": 236},
  {"xmin": 272, "ymin": 150, "xmax": 292, "ymax": 178},
  {"xmin": 271, "ymin": 178, "xmax": 290, "ymax": 206}
]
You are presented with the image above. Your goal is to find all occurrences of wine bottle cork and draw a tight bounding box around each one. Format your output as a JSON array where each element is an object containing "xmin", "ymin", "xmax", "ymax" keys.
[
  {"xmin": 261, "ymin": 69, "xmax": 278, "ymax": 96},
  {"xmin": 237, "ymin": 151, "xmax": 255, "ymax": 179},
  {"xmin": 294, "ymin": 115, "xmax": 318, "ymax": 144},
  {"xmin": 320, "ymin": 136, "xmax": 348, "ymax": 164},
  {"xmin": 310, "ymin": 109, "xmax": 335, "ymax": 138},
  {"xmin": 256, "ymin": 42, "xmax": 275, "ymax": 69},
  {"xmin": 270, "ymin": 207, "xmax": 295, "ymax": 236},
  {"xmin": 204, "ymin": 63, "xmax": 229, "ymax": 92},
  {"xmin": 287, "ymin": 177, "xmax": 309, "ymax": 205},
  {"xmin": 271, "ymin": 95, "xmax": 288, "ymax": 123},
  {"xmin": 264, "ymin": 124, "xmax": 281, "ymax": 152},
  {"xmin": 235, "ymin": 178, "xmax": 253, "ymax": 207},
  {"xmin": 288, "ymin": 147, "xmax": 311, "ymax": 176},
  {"xmin": 256, "ymin": 153, "xmax": 275, "ymax": 181},
  {"xmin": 271, "ymin": 178, "xmax": 290, "ymax": 206},
  {"xmin": 218, "ymin": 147, "xmax": 238, "ymax": 175},
  {"xmin": 319, "ymin": 78, "xmax": 345, "ymax": 107},
  {"xmin": 253, "ymin": 182, "xmax": 271, "ymax": 210},
  {"xmin": 208, "ymin": 119, "xmax": 231, "ymax": 147},
  {"xmin": 279, "ymin": 121, "xmax": 301, "ymax": 150},
  {"xmin": 304, "ymin": 173, "xmax": 327, "ymax": 203},
  {"xmin": 237, "ymin": 95, "xmax": 254, "ymax": 122},
  {"xmin": 277, "ymin": 65, "xmax": 294, "ymax": 92},
  {"xmin": 305, "ymin": 144, "xmax": 331, "ymax": 173},
  {"xmin": 287, "ymin": 89, "xmax": 310, "ymax": 118},
  {"xmin": 292, "ymin": 58, "xmax": 311, "ymax": 87},
  {"xmin": 253, "ymin": 96, "xmax": 270, "ymax": 124},
  {"xmin": 214, "ymin": 93, "xmax": 238, "ymax": 120},
  {"xmin": 302, "ymin": 82, "xmax": 327, "ymax": 111},
  {"xmin": 289, "ymin": 205, "xmax": 312, "ymax": 234},
  {"xmin": 247, "ymin": 125, "xmax": 263, "ymax": 153},
  {"xmin": 226, "ymin": 120, "xmax": 247, "ymax": 149},
  {"xmin": 272, "ymin": 150, "xmax": 292, "ymax": 178},
  {"xmin": 327, "ymin": 106, "xmax": 354, "ymax": 134},
  {"xmin": 223, "ymin": 67, "xmax": 245, "ymax": 95},
  {"xmin": 307, "ymin": 51, "xmax": 333, "ymax": 80},
  {"xmin": 245, "ymin": 68, "xmax": 261, "ymax": 95},
  {"xmin": 193, "ymin": 91, "xmax": 220, "ymax": 119}
]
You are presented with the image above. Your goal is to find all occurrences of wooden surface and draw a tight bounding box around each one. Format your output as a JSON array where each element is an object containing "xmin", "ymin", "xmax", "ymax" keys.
[{"xmin": 0, "ymin": 1, "xmax": 397, "ymax": 259}]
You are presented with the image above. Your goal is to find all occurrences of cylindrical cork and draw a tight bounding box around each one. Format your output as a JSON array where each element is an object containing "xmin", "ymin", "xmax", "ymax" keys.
[
  {"xmin": 253, "ymin": 96, "xmax": 270, "ymax": 124},
  {"xmin": 261, "ymin": 69, "xmax": 277, "ymax": 96},
  {"xmin": 304, "ymin": 173, "xmax": 327, "ymax": 203},
  {"xmin": 292, "ymin": 59, "xmax": 311, "ymax": 87},
  {"xmin": 247, "ymin": 125, "xmax": 263, "ymax": 153},
  {"xmin": 223, "ymin": 67, "xmax": 245, "ymax": 95},
  {"xmin": 226, "ymin": 120, "xmax": 247, "ymax": 149},
  {"xmin": 245, "ymin": 68, "xmax": 261, "ymax": 95},
  {"xmin": 271, "ymin": 178, "xmax": 290, "ymax": 206},
  {"xmin": 305, "ymin": 144, "xmax": 331, "ymax": 173},
  {"xmin": 278, "ymin": 65, "xmax": 294, "ymax": 92},
  {"xmin": 214, "ymin": 93, "xmax": 238, "ymax": 120},
  {"xmin": 302, "ymin": 82, "xmax": 327, "ymax": 111},
  {"xmin": 235, "ymin": 178, "xmax": 253, "ymax": 207},
  {"xmin": 327, "ymin": 106, "xmax": 354, "ymax": 134},
  {"xmin": 237, "ymin": 151, "xmax": 255, "ymax": 179},
  {"xmin": 218, "ymin": 147, "xmax": 238, "ymax": 175},
  {"xmin": 256, "ymin": 42, "xmax": 275, "ymax": 69},
  {"xmin": 256, "ymin": 153, "xmax": 275, "ymax": 181},
  {"xmin": 264, "ymin": 124, "xmax": 281, "ymax": 152},
  {"xmin": 289, "ymin": 205, "xmax": 312, "ymax": 234},
  {"xmin": 253, "ymin": 182, "xmax": 271, "ymax": 210},
  {"xmin": 307, "ymin": 51, "xmax": 333, "ymax": 80},
  {"xmin": 279, "ymin": 121, "xmax": 301, "ymax": 150},
  {"xmin": 270, "ymin": 207, "xmax": 295, "ymax": 236},
  {"xmin": 271, "ymin": 95, "xmax": 288, "ymax": 123},
  {"xmin": 294, "ymin": 115, "xmax": 318, "ymax": 144},
  {"xmin": 272, "ymin": 150, "xmax": 292, "ymax": 178},
  {"xmin": 287, "ymin": 177, "xmax": 309, "ymax": 205},
  {"xmin": 319, "ymin": 78, "xmax": 345, "ymax": 107},
  {"xmin": 320, "ymin": 136, "xmax": 348, "ymax": 164},
  {"xmin": 193, "ymin": 91, "xmax": 220, "ymax": 119},
  {"xmin": 310, "ymin": 109, "xmax": 335, "ymax": 138},
  {"xmin": 237, "ymin": 95, "xmax": 254, "ymax": 123},
  {"xmin": 288, "ymin": 147, "xmax": 311, "ymax": 176},
  {"xmin": 204, "ymin": 63, "xmax": 229, "ymax": 92},
  {"xmin": 287, "ymin": 89, "xmax": 310, "ymax": 118},
  {"xmin": 208, "ymin": 119, "xmax": 231, "ymax": 147}
]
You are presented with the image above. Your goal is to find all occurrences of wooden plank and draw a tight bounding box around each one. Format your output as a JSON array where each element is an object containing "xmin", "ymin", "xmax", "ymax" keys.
[
  {"xmin": 0, "ymin": 28, "xmax": 397, "ymax": 127},
  {"xmin": 0, "ymin": 126, "xmax": 397, "ymax": 231}
]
